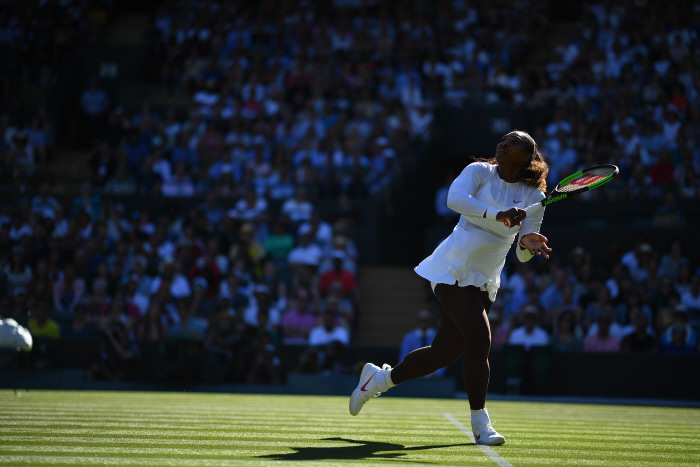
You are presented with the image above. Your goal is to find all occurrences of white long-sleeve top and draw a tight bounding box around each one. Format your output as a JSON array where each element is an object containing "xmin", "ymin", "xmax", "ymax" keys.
[{"xmin": 415, "ymin": 162, "xmax": 545, "ymax": 302}]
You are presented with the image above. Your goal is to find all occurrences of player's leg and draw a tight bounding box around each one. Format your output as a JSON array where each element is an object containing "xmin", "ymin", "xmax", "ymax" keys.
[
  {"xmin": 432, "ymin": 284, "xmax": 505, "ymax": 445},
  {"xmin": 350, "ymin": 291, "xmax": 465, "ymax": 416},
  {"xmin": 389, "ymin": 307, "xmax": 465, "ymax": 383},
  {"xmin": 458, "ymin": 289, "xmax": 493, "ymax": 410}
]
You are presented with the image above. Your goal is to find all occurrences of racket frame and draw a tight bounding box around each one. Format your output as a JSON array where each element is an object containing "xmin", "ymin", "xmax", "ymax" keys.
[{"xmin": 504, "ymin": 164, "xmax": 619, "ymax": 226}]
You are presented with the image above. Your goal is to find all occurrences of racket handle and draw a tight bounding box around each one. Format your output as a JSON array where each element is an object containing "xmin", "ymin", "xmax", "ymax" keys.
[{"xmin": 502, "ymin": 202, "xmax": 543, "ymax": 227}]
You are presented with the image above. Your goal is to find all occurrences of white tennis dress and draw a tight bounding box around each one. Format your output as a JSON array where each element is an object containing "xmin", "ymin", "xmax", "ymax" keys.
[{"xmin": 415, "ymin": 162, "xmax": 545, "ymax": 302}]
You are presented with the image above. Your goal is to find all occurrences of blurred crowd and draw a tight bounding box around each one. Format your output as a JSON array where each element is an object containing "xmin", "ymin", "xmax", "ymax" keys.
[
  {"xmin": 409, "ymin": 232, "xmax": 700, "ymax": 362},
  {"xmin": 0, "ymin": 178, "xmax": 362, "ymax": 382},
  {"xmin": 0, "ymin": 0, "xmax": 114, "ymax": 177},
  {"xmin": 530, "ymin": 1, "xmax": 700, "ymax": 202},
  {"xmin": 482, "ymin": 236, "xmax": 700, "ymax": 355},
  {"xmin": 1, "ymin": 0, "xmax": 700, "ymax": 384}
]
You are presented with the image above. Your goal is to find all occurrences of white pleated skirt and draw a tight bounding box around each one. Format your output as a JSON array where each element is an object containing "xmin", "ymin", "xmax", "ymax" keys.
[{"xmin": 414, "ymin": 224, "xmax": 510, "ymax": 303}]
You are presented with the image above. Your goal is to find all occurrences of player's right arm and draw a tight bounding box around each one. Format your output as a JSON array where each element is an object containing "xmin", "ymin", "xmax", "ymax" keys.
[
  {"xmin": 447, "ymin": 163, "xmax": 498, "ymax": 219},
  {"xmin": 447, "ymin": 163, "xmax": 524, "ymax": 226}
]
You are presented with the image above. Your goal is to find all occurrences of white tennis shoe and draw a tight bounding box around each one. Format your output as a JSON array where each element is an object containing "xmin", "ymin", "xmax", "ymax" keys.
[
  {"xmin": 472, "ymin": 422, "xmax": 506, "ymax": 446},
  {"xmin": 471, "ymin": 407, "xmax": 505, "ymax": 445},
  {"xmin": 349, "ymin": 362, "xmax": 392, "ymax": 416}
]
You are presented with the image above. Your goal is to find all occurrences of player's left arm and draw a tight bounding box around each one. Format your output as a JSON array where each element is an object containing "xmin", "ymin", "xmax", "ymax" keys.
[{"xmin": 516, "ymin": 191, "xmax": 550, "ymax": 261}]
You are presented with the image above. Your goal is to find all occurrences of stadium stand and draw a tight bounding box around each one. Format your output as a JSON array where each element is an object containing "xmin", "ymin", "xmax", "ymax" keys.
[{"xmin": 0, "ymin": 0, "xmax": 698, "ymax": 397}]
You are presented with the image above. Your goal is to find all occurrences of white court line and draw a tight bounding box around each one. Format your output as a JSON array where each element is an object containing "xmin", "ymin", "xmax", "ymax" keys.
[{"xmin": 443, "ymin": 413, "xmax": 514, "ymax": 467}]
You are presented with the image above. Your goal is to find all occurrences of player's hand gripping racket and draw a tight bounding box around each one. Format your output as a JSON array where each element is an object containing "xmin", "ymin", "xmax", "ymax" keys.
[{"xmin": 503, "ymin": 164, "xmax": 619, "ymax": 227}]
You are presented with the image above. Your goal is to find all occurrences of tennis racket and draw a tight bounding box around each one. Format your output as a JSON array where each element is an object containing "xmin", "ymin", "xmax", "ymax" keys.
[{"xmin": 503, "ymin": 164, "xmax": 619, "ymax": 227}]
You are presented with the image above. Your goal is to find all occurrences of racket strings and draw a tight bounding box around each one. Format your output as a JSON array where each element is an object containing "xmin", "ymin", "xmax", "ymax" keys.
[{"xmin": 558, "ymin": 167, "xmax": 616, "ymax": 192}]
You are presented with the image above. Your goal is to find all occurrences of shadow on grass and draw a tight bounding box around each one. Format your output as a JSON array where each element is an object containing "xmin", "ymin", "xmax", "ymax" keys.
[{"xmin": 256, "ymin": 437, "xmax": 473, "ymax": 463}]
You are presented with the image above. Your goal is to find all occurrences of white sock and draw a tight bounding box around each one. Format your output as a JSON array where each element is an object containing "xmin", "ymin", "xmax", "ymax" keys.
[{"xmin": 471, "ymin": 408, "xmax": 490, "ymax": 425}]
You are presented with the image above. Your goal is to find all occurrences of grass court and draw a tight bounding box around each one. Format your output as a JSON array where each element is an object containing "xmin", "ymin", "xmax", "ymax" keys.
[{"xmin": 1, "ymin": 390, "xmax": 699, "ymax": 466}]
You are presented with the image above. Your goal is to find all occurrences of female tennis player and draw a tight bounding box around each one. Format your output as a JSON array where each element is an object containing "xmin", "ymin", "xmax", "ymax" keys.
[{"xmin": 349, "ymin": 130, "xmax": 551, "ymax": 446}]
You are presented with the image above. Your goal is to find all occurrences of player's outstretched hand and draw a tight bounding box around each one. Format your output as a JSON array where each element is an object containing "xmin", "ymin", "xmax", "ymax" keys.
[
  {"xmin": 497, "ymin": 208, "xmax": 527, "ymax": 228},
  {"xmin": 520, "ymin": 232, "xmax": 552, "ymax": 259}
]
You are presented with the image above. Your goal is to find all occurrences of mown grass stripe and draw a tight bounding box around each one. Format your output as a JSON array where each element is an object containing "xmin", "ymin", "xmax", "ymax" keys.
[
  {"xmin": 1, "ymin": 391, "xmax": 699, "ymax": 466},
  {"xmin": 0, "ymin": 454, "xmax": 488, "ymax": 466}
]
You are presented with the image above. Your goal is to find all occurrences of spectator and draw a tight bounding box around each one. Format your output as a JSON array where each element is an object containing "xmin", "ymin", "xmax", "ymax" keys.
[
  {"xmin": 582, "ymin": 286, "xmax": 613, "ymax": 331},
  {"xmin": 28, "ymin": 299, "xmax": 60, "ymax": 339},
  {"xmin": 264, "ymin": 219, "xmax": 295, "ymax": 267},
  {"xmin": 25, "ymin": 114, "xmax": 50, "ymax": 165},
  {"xmin": 9, "ymin": 131, "xmax": 36, "ymax": 177},
  {"xmin": 539, "ymin": 268, "xmax": 570, "ymax": 315},
  {"xmin": 295, "ymin": 347, "xmax": 322, "ymax": 374},
  {"xmin": 229, "ymin": 186, "xmax": 269, "ymax": 225},
  {"xmin": 79, "ymin": 77, "xmax": 110, "ymax": 148},
  {"xmin": 621, "ymin": 310, "xmax": 656, "ymax": 353},
  {"xmin": 308, "ymin": 309, "xmax": 350, "ymax": 348},
  {"xmin": 3, "ymin": 246, "xmax": 32, "ymax": 296},
  {"xmin": 508, "ymin": 306, "xmax": 549, "ymax": 350},
  {"xmin": 651, "ymin": 276, "xmax": 681, "ymax": 312},
  {"xmin": 651, "ymin": 191, "xmax": 686, "ymax": 228},
  {"xmin": 398, "ymin": 309, "xmax": 445, "ymax": 377},
  {"xmin": 69, "ymin": 182, "xmax": 102, "ymax": 220},
  {"xmin": 649, "ymin": 150, "xmax": 675, "ymax": 187},
  {"xmin": 675, "ymin": 264, "xmax": 693, "ymax": 297},
  {"xmin": 550, "ymin": 307, "xmax": 583, "ymax": 352},
  {"xmin": 161, "ymin": 162, "xmax": 195, "ymax": 197},
  {"xmin": 103, "ymin": 164, "xmax": 138, "ymax": 195},
  {"xmin": 168, "ymin": 298, "xmax": 208, "ymax": 340},
  {"xmin": 203, "ymin": 311, "xmax": 241, "ymax": 381},
  {"xmin": 318, "ymin": 251, "xmax": 357, "ymax": 299},
  {"xmin": 583, "ymin": 313, "xmax": 621, "ymax": 352},
  {"xmin": 61, "ymin": 302, "xmax": 98, "ymax": 341},
  {"xmin": 134, "ymin": 300, "xmax": 168, "ymax": 342},
  {"xmin": 242, "ymin": 284, "xmax": 283, "ymax": 329},
  {"xmin": 150, "ymin": 258, "xmax": 191, "ymax": 300},
  {"xmin": 680, "ymin": 275, "xmax": 700, "ymax": 316},
  {"xmin": 298, "ymin": 211, "xmax": 333, "ymax": 249},
  {"xmin": 288, "ymin": 231, "xmax": 323, "ymax": 279},
  {"xmin": 246, "ymin": 331, "xmax": 282, "ymax": 385},
  {"xmin": 660, "ymin": 305, "xmax": 697, "ymax": 352},
  {"xmin": 218, "ymin": 273, "xmax": 250, "ymax": 313},
  {"xmin": 89, "ymin": 311, "xmax": 139, "ymax": 381},
  {"xmin": 229, "ymin": 223, "xmax": 266, "ymax": 279},
  {"xmin": 488, "ymin": 306, "xmax": 511, "ymax": 350},
  {"xmin": 52, "ymin": 264, "xmax": 85, "ymax": 313},
  {"xmin": 89, "ymin": 141, "xmax": 117, "ymax": 187},
  {"xmin": 85, "ymin": 278, "xmax": 110, "ymax": 320},
  {"xmin": 281, "ymin": 287, "xmax": 317, "ymax": 345},
  {"xmin": 319, "ymin": 229, "xmax": 358, "ymax": 274},
  {"xmin": 660, "ymin": 326, "xmax": 696, "ymax": 354},
  {"xmin": 30, "ymin": 182, "xmax": 61, "ymax": 216},
  {"xmin": 281, "ymin": 188, "xmax": 314, "ymax": 225},
  {"xmin": 199, "ymin": 192, "xmax": 225, "ymax": 229},
  {"xmin": 658, "ymin": 239, "xmax": 689, "ymax": 280}
]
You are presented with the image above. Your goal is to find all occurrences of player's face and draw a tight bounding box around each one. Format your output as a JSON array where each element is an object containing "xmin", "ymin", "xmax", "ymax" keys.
[{"xmin": 495, "ymin": 132, "xmax": 533, "ymax": 168}]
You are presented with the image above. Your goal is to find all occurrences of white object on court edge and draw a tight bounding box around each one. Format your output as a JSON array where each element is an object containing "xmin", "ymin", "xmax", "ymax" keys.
[{"xmin": 0, "ymin": 319, "xmax": 33, "ymax": 351}]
